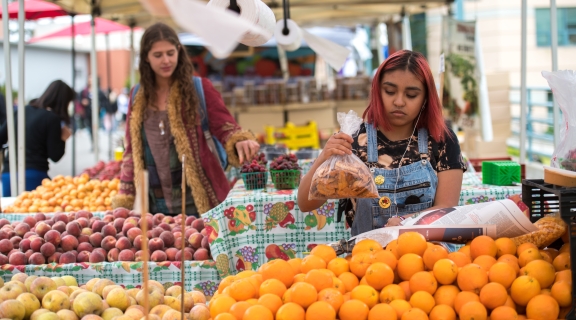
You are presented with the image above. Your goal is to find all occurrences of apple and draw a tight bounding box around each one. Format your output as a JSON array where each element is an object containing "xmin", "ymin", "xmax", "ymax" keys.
[
  {"xmin": 136, "ymin": 287, "xmax": 164, "ymax": 309},
  {"xmin": 72, "ymin": 292, "xmax": 104, "ymax": 318},
  {"xmin": 9, "ymin": 251, "xmax": 27, "ymax": 265},
  {"xmin": 42, "ymin": 289, "xmax": 70, "ymax": 312},
  {"xmin": 61, "ymin": 235, "xmax": 79, "ymax": 251},
  {"xmin": 40, "ymin": 242, "xmax": 56, "ymax": 257},
  {"xmin": 77, "ymin": 242, "xmax": 93, "ymax": 253},
  {"xmin": 0, "ymin": 239, "xmax": 14, "ymax": 254},
  {"xmin": 66, "ymin": 222, "xmax": 82, "ymax": 237},
  {"xmin": 0, "ymin": 299, "xmax": 26, "ymax": 319},
  {"xmin": 30, "ymin": 276, "xmax": 57, "ymax": 300}
]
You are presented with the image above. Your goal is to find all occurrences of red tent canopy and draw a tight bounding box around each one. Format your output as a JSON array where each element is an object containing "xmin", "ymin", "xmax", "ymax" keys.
[
  {"xmin": 29, "ymin": 17, "xmax": 133, "ymax": 43},
  {"xmin": 0, "ymin": 0, "xmax": 68, "ymax": 20}
]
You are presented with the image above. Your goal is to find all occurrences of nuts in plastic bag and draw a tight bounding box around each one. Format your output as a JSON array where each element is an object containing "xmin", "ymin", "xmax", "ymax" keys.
[
  {"xmin": 511, "ymin": 215, "xmax": 567, "ymax": 248},
  {"xmin": 309, "ymin": 111, "xmax": 379, "ymax": 200}
]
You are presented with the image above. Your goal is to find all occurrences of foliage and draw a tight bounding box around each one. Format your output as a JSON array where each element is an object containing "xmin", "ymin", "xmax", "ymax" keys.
[
  {"xmin": 0, "ymin": 84, "xmax": 18, "ymax": 100},
  {"xmin": 446, "ymin": 53, "xmax": 479, "ymax": 116}
]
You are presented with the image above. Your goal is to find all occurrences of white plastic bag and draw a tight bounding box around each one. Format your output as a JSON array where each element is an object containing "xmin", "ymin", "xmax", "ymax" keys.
[
  {"xmin": 542, "ymin": 70, "xmax": 576, "ymax": 171},
  {"xmin": 309, "ymin": 110, "xmax": 379, "ymax": 200}
]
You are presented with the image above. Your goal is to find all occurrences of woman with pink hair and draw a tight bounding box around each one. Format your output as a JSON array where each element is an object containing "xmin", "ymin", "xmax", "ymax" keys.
[{"xmin": 298, "ymin": 50, "xmax": 466, "ymax": 236}]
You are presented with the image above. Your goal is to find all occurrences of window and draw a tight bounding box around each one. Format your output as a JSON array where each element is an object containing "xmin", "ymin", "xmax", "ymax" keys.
[{"xmin": 535, "ymin": 7, "xmax": 576, "ymax": 46}]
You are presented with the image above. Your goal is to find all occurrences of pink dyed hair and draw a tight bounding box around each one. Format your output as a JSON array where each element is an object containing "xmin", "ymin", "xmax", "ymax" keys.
[{"xmin": 363, "ymin": 50, "xmax": 449, "ymax": 142}]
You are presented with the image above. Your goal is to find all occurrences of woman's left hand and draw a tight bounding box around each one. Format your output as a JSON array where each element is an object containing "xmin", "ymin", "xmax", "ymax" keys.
[
  {"xmin": 236, "ymin": 140, "xmax": 260, "ymax": 163},
  {"xmin": 385, "ymin": 216, "xmax": 404, "ymax": 227}
]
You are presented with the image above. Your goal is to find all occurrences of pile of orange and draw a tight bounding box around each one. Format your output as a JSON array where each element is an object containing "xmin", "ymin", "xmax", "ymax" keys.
[
  {"xmin": 210, "ymin": 233, "xmax": 572, "ymax": 320},
  {"xmin": 4, "ymin": 174, "xmax": 120, "ymax": 213}
]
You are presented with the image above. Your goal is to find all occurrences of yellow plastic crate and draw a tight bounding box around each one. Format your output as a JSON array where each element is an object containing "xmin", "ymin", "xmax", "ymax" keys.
[{"xmin": 264, "ymin": 121, "xmax": 320, "ymax": 150}]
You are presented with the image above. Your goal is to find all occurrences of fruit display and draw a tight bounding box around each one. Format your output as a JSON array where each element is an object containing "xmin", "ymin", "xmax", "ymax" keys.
[
  {"xmin": 0, "ymin": 208, "xmax": 212, "ymax": 265},
  {"xmin": 270, "ymin": 154, "xmax": 302, "ymax": 190},
  {"xmin": 269, "ymin": 154, "xmax": 300, "ymax": 171},
  {"xmin": 3, "ymin": 175, "xmax": 119, "ymax": 213},
  {"xmin": 241, "ymin": 153, "xmax": 268, "ymax": 190},
  {"xmin": 80, "ymin": 160, "xmax": 122, "ymax": 180},
  {"xmin": 0, "ymin": 273, "xmax": 210, "ymax": 319},
  {"xmin": 210, "ymin": 234, "xmax": 570, "ymax": 320}
]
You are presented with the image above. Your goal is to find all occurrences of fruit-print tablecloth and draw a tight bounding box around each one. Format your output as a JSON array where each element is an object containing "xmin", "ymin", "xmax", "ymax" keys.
[
  {"xmin": 459, "ymin": 172, "xmax": 522, "ymax": 205},
  {"xmin": 203, "ymin": 179, "xmax": 350, "ymax": 279},
  {"xmin": 0, "ymin": 261, "xmax": 220, "ymax": 298}
]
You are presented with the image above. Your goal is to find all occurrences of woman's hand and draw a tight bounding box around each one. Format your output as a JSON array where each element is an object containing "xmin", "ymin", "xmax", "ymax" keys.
[
  {"xmin": 318, "ymin": 132, "xmax": 354, "ymax": 163},
  {"xmin": 385, "ymin": 216, "xmax": 404, "ymax": 227},
  {"xmin": 61, "ymin": 126, "xmax": 72, "ymax": 141},
  {"xmin": 236, "ymin": 140, "xmax": 260, "ymax": 163}
]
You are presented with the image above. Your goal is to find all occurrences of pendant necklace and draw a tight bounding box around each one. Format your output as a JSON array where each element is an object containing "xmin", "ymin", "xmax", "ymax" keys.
[{"xmin": 158, "ymin": 89, "xmax": 170, "ymax": 136}]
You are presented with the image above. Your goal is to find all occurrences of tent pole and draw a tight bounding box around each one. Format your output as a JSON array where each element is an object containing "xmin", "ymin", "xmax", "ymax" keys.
[
  {"xmin": 519, "ymin": 0, "xmax": 527, "ymax": 164},
  {"xmin": 71, "ymin": 13, "xmax": 76, "ymax": 176},
  {"xmin": 91, "ymin": 16, "xmax": 99, "ymax": 162},
  {"xmin": 17, "ymin": 0, "xmax": 25, "ymax": 194},
  {"xmin": 2, "ymin": 0, "xmax": 18, "ymax": 196},
  {"xmin": 550, "ymin": 0, "xmax": 559, "ymax": 147},
  {"xmin": 130, "ymin": 22, "xmax": 136, "ymax": 88},
  {"xmin": 106, "ymin": 33, "xmax": 112, "ymax": 161},
  {"xmin": 401, "ymin": 10, "xmax": 412, "ymax": 50}
]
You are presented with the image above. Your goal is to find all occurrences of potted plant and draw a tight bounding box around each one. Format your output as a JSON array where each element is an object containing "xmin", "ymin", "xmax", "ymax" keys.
[
  {"xmin": 270, "ymin": 154, "xmax": 302, "ymax": 190},
  {"xmin": 240, "ymin": 153, "xmax": 268, "ymax": 190}
]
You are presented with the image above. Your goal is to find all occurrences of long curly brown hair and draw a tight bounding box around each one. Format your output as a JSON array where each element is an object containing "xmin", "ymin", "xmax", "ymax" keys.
[{"xmin": 138, "ymin": 22, "xmax": 197, "ymax": 117}]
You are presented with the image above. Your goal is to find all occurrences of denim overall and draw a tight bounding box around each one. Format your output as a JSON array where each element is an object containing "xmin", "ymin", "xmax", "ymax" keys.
[{"xmin": 351, "ymin": 124, "xmax": 438, "ymax": 236}]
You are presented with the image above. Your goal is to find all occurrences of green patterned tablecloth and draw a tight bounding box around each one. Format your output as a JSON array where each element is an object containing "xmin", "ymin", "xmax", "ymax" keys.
[
  {"xmin": 0, "ymin": 261, "xmax": 220, "ymax": 298},
  {"xmin": 203, "ymin": 179, "xmax": 349, "ymax": 278},
  {"xmin": 459, "ymin": 172, "xmax": 522, "ymax": 205}
]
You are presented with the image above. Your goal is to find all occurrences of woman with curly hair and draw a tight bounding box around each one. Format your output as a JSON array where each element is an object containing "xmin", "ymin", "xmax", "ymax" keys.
[{"xmin": 113, "ymin": 23, "xmax": 259, "ymax": 216}]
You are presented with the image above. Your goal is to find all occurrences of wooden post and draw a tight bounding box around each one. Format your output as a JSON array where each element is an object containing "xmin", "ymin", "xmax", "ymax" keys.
[
  {"xmin": 139, "ymin": 171, "xmax": 150, "ymax": 319},
  {"xmin": 438, "ymin": 53, "xmax": 445, "ymax": 104},
  {"xmin": 180, "ymin": 155, "xmax": 186, "ymax": 319}
]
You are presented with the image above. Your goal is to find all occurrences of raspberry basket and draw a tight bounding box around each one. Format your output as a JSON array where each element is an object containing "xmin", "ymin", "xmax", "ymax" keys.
[
  {"xmin": 270, "ymin": 170, "xmax": 301, "ymax": 190},
  {"xmin": 241, "ymin": 172, "xmax": 269, "ymax": 190}
]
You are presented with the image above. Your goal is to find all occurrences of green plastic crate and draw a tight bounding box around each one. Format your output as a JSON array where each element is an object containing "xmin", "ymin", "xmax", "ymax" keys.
[{"xmin": 481, "ymin": 161, "xmax": 521, "ymax": 186}]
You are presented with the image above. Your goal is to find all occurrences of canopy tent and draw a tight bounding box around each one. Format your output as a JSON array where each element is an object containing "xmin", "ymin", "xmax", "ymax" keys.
[{"xmin": 0, "ymin": 0, "xmax": 67, "ymax": 19}]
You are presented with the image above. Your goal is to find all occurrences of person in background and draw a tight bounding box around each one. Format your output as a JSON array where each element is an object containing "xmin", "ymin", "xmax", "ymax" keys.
[
  {"xmin": 77, "ymin": 76, "xmax": 110, "ymax": 150},
  {"xmin": 116, "ymin": 88, "xmax": 129, "ymax": 126},
  {"xmin": 0, "ymin": 92, "xmax": 6, "ymax": 125},
  {"xmin": 0, "ymin": 80, "xmax": 74, "ymax": 196}
]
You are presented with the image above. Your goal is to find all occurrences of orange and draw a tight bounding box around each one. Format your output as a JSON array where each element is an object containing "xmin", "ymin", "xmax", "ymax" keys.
[
  {"xmin": 526, "ymin": 294, "xmax": 559, "ymax": 320},
  {"xmin": 210, "ymin": 295, "xmax": 236, "ymax": 319},
  {"xmin": 301, "ymin": 255, "xmax": 327, "ymax": 274},
  {"xmin": 553, "ymin": 252, "xmax": 571, "ymax": 271},
  {"xmin": 409, "ymin": 271, "xmax": 438, "ymax": 295},
  {"xmin": 429, "ymin": 305, "xmax": 456, "ymax": 320},
  {"xmin": 517, "ymin": 242, "xmax": 538, "ymax": 255},
  {"xmin": 472, "ymin": 255, "xmax": 497, "ymax": 272},
  {"xmin": 551, "ymin": 280, "xmax": 572, "ymax": 307},
  {"xmin": 218, "ymin": 276, "xmax": 237, "ymax": 294},
  {"xmin": 540, "ymin": 288, "xmax": 553, "ymax": 296},
  {"xmin": 214, "ymin": 313, "xmax": 236, "ymax": 320},
  {"xmin": 432, "ymin": 258, "xmax": 458, "ymax": 285},
  {"xmin": 305, "ymin": 301, "xmax": 336, "ymax": 320},
  {"xmin": 555, "ymin": 269, "xmax": 572, "ymax": 285},
  {"xmin": 494, "ymin": 237, "xmax": 517, "ymax": 257},
  {"xmin": 453, "ymin": 291, "xmax": 479, "ymax": 314},
  {"xmin": 423, "ymin": 245, "xmax": 449, "ymax": 270},
  {"xmin": 365, "ymin": 262, "xmax": 394, "ymax": 291},
  {"xmin": 327, "ymin": 258, "xmax": 349, "ymax": 277},
  {"xmin": 371, "ymin": 250, "xmax": 398, "ymax": 270},
  {"xmin": 490, "ymin": 306, "xmax": 518, "ymax": 320},
  {"xmin": 318, "ymin": 269, "xmax": 336, "ymax": 278},
  {"xmin": 294, "ymin": 273, "xmax": 306, "ymax": 283},
  {"xmin": 458, "ymin": 301, "xmax": 487, "ymax": 320},
  {"xmin": 397, "ymin": 253, "xmax": 425, "ymax": 281},
  {"xmin": 433, "ymin": 285, "xmax": 460, "ymax": 308},
  {"xmin": 409, "ymin": 291, "xmax": 435, "ymax": 314},
  {"xmin": 518, "ymin": 248, "xmax": 543, "ymax": 267},
  {"xmin": 447, "ymin": 252, "xmax": 471, "ymax": 268},
  {"xmin": 359, "ymin": 276, "xmax": 368, "ymax": 285},
  {"xmin": 276, "ymin": 302, "xmax": 305, "ymax": 320},
  {"xmin": 398, "ymin": 281, "xmax": 412, "ymax": 300},
  {"xmin": 401, "ymin": 308, "xmax": 429, "ymax": 320},
  {"xmin": 510, "ymin": 275, "xmax": 541, "ymax": 306},
  {"xmin": 380, "ymin": 284, "xmax": 406, "ymax": 304},
  {"xmin": 229, "ymin": 301, "xmax": 251, "ymax": 320},
  {"xmin": 479, "ymin": 282, "xmax": 507, "ymax": 310},
  {"xmin": 260, "ymin": 259, "xmax": 295, "ymax": 288},
  {"xmin": 290, "ymin": 282, "xmax": 317, "ymax": 309},
  {"xmin": 386, "ymin": 240, "xmax": 399, "ymax": 258},
  {"xmin": 311, "ymin": 245, "xmax": 337, "ymax": 265},
  {"xmin": 456, "ymin": 264, "xmax": 488, "ymax": 294},
  {"xmin": 243, "ymin": 304, "xmax": 273, "ymax": 320},
  {"xmin": 259, "ymin": 279, "xmax": 286, "ymax": 298},
  {"xmin": 304, "ymin": 269, "xmax": 334, "ymax": 292},
  {"xmin": 351, "ymin": 285, "xmax": 379, "ymax": 308},
  {"xmin": 368, "ymin": 303, "xmax": 397, "ymax": 320},
  {"xmin": 228, "ymin": 278, "xmax": 257, "ymax": 301},
  {"xmin": 236, "ymin": 270, "xmax": 257, "ymax": 279},
  {"xmin": 540, "ymin": 250, "xmax": 554, "ymax": 264},
  {"xmin": 504, "ymin": 295, "xmax": 516, "ymax": 309},
  {"xmin": 331, "ymin": 276, "xmax": 346, "ymax": 295},
  {"xmin": 396, "ymin": 232, "xmax": 428, "ymax": 257},
  {"xmin": 488, "ymin": 262, "xmax": 516, "ymax": 289},
  {"xmin": 470, "ymin": 236, "xmax": 497, "ymax": 259},
  {"xmin": 282, "ymin": 289, "xmax": 292, "ymax": 304},
  {"xmin": 339, "ymin": 299, "xmax": 369, "ymax": 320},
  {"xmin": 542, "ymin": 247, "xmax": 560, "ymax": 261},
  {"xmin": 560, "ymin": 242, "xmax": 570, "ymax": 254},
  {"xmin": 497, "ymin": 254, "xmax": 520, "ymax": 274},
  {"xmin": 257, "ymin": 293, "xmax": 283, "ymax": 315},
  {"xmin": 317, "ymin": 288, "xmax": 344, "ymax": 313},
  {"xmin": 389, "ymin": 300, "xmax": 411, "ymax": 319},
  {"xmin": 287, "ymin": 258, "xmax": 302, "ymax": 274},
  {"xmin": 522, "ymin": 259, "xmax": 555, "ymax": 289},
  {"xmin": 352, "ymin": 239, "xmax": 383, "ymax": 256},
  {"xmin": 338, "ymin": 272, "xmax": 359, "ymax": 293},
  {"xmin": 350, "ymin": 252, "xmax": 374, "ymax": 278},
  {"xmin": 245, "ymin": 298, "xmax": 258, "ymax": 306}
]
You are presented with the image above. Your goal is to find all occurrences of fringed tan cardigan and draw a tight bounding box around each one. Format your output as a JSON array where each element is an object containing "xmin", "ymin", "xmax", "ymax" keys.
[{"xmin": 112, "ymin": 78, "xmax": 254, "ymax": 214}]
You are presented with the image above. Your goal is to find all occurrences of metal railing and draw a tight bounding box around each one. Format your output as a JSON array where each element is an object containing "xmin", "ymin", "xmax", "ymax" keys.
[{"xmin": 510, "ymin": 86, "xmax": 555, "ymax": 162}]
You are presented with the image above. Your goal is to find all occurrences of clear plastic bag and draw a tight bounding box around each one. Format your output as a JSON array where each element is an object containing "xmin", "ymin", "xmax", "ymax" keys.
[
  {"xmin": 309, "ymin": 111, "xmax": 379, "ymax": 200},
  {"xmin": 542, "ymin": 70, "xmax": 576, "ymax": 172},
  {"xmin": 511, "ymin": 214, "xmax": 567, "ymax": 248}
]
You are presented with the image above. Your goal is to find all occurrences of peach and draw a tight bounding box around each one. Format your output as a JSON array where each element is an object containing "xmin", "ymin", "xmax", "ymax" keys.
[
  {"xmin": 14, "ymin": 223, "xmax": 31, "ymax": 237},
  {"xmin": 44, "ymin": 230, "xmax": 61, "ymax": 247},
  {"xmin": 153, "ymin": 227, "xmax": 164, "ymax": 238},
  {"xmin": 0, "ymin": 253, "xmax": 7, "ymax": 264},
  {"xmin": 76, "ymin": 217, "xmax": 89, "ymax": 228},
  {"xmin": 174, "ymin": 237, "xmax": 183, "ymax": 249},
  {"xmin": 10, "ymin": 236, "xmax": 21, "ymax": 249},
  {"xmin": 101, "ymin": 236, "xmax": 116, "ymax": 251},
  {"xmin": 9, "ymin": 251, "xmax": 27, "ymax": 265},
  {"xmin": 185, "ymin": 216, "xmax": 196, "ymax": 226},
  {"xmin": 175, "ymin": 250, "xmax": 193, "ymax": 261},
  {"xmin": 113, "ymin": 218, "xmax": 125, "ymax": 233},
  {"xmin": 201, "ymin": 236, "xmax": 210, "ymax": 250},
  {"xmin": 101, "ymin": 225, "xmax": 116, "ymax": 238},
  {"xmin": 66, "ymin": 222, "xmax": 82, "ymax": 237},
  {"xmin": 29, "ymin": 252, "xmax": 46, "ymax": 265},
  {"xmin": 166, "ymin": 248, "xmax": 178, "ymax": 261},
  {"xmin": 0, "ymin": 239, "xmax": 14, "ymax": 254},
  {"xmin": 24, "ymin": 249, "xmax": 34, "ymax": 260},
  {"xmin": 127, "ymin": 228, "xmax": 142, "ymax": 242},
  {"xmin": 103, "ymin": 215, "xmax": 114, "ymax": 223},
  {"xmin": 188, "ymin": 233, "xmax": 203, "ymax": 250},
  {"xmin": 77, "ymin": 235, "xmax": 90, "ymax": 244},
  {"xmin": 159, "ymin": 231, "xmax": 175, "ymax": 248},
  {"xmin": 75, "ymin": 210, "xmax": 92, "ymax": 219},
  {"xmin": 81, "ymin": 228, "xmax": 92, "ymax": 236},
  {"xmin": 93, "ymin": 248, "xmax": 107, "ymax": 258},
  {"xmin": 125, "ymin": 217, "xmax": 139, "ymax": 226},
  {"xmin": 77, "ymin": 242, "xmax": 93, "ymax": 253},
  {"xmin": 157, "ymin": 223, "xmax": 171, "ymax": 231},
  {"xmin": 118, "ymin": 249, "xmax": 135, "ymax": 262},
  {"xmin": 191, "ymin": 219, "xmax": 204, "ymax": 232},
  {"xmin": 33, "ymin": 213, "xmax": 46, "ymax": 221},
  {"xmin": 113, "ymin": 208, "xmax": 130, "ymax": 219},
  {"xmin": 0, "ymin": 218, "xmax": 10, "ymax": 228},
  {"xmin": 23, "ymin": 231, "xmax": 35, "ymax": 239},
  {"xmin": 48, "ymin": 252, "xmax": 61, "ymax": 263},
  {"xmin": 116, "ymin": 237, "xmax": 132, "ymax": 251},
  {"xmin": 59, "ymin": 252, "xmax": 76, "ymax": 264},
  {"xmin": 91, "ymin": 220, "xmax": 107, "ymax": 233},
  {"xmin": 40, "ymin": 242, "xmax": 56, "ymax": 257},
  {"xmin": 148, "ymin": 238, "xmax": 164, "ymax": 252},
  {"xmin": 107, "ymin": 248, "xmax": 119, "ymax": 262},
  {"xmin": 121, "ymin": 223, "xmax": 135, "ymax": 236},
  {"xmin": 193, "ymin": 248, "xmax": 209, "ymax": 261},
  {"xmin": 151, "ymin": 251, "xmax": 167, "ymax": 262},
  {"xmin": 185, "ymin": 228, "xmax": 197, "ymax": 240},
  {"xmin": 89, "ymin": 250, "xmax": 105, "ymax": 263},
  {"xmin": 133, "ymin": 235, "xmax": 142, "ymax": 250},
  {"xmin": 135, "ymin": 250, "xmax": 149, "ymax": 262},
  {"xmin": 163, "ymin": 216, "xmax": 175, "ymax": 224},
  {"xmin": 61, "ymin": 235, "xmax": 79, "ymax": 251},
  {"xmin": 19, "ymin": 238, "xmax": 31, "ymax": 252},
  {"xmin": 0, "ymin": 230, "xmax": 11, "ymax": 240},
  {"xmin": 53, "ymin": 213, "xmax": 69, "ymax": 224},
  {"xmin": 153, "ymin": 214, "xmax": 165, "ymax": 226},
  {"xmin": 44, "ymin": 219, "xmax": 54, "ymax": 226},
  {"xmin": 200, "ymin": 229, "xmax": 208, "ymax": 237},
  {"xmin": 51, "ymin": 221, "xmax": 66, "ymax": 234},
  {"xmin": 139, "ymin": 216, "xmax": 154, "ymax": 229},
  {"xmin": 76, "ymin": 251, "xmax": 90, "ymax": 262},
  {"xmin": 89, "ymin": 233, "xmax": 103, "ymax": 248}
]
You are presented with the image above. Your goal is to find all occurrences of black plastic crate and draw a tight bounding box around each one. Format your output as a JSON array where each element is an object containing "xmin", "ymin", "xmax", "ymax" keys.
[{"xmin": 522, "ymin": 179, "xmax": 576, "ymax": 319}]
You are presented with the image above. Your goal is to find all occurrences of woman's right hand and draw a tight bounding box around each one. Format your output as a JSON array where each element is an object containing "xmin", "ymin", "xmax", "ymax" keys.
[
  {"xmin": 61, "ymin": 126, "xmax": 72, "ymax": 141},
  {"xmin": 319, "ymin": 132, "xmax": 354, "ymax": 163}
]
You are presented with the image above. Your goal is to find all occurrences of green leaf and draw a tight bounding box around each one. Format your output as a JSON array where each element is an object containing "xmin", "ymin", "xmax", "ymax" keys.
[
  {"xmin": 252, "ymin": 263, "xmax": 260, "ymax": 271},
  {"xmin": 327, "ymin": 217, "xmax": 334, "ymax": 224},
  {"xmin": 153, "ymin": 267, "xmax": 162, "ymax": 272},
  {"xmin": 287, "ymin": 251, "xmax": 296, "ymax": 259},
  {"xmin": 131, "ymin": 262, "xmax": 143, "ymax": 270},
  {"xmin": 55, "ymin": 268, "xmax": 63, "ymax": 272},
  {"xmin": 212, "ymin": 238, "xmax": 224, "ymax": 245},
  {"xmin": 287, "ymin": 224, "xmax": 297, "ymax": 230},
  {"xmin": 71, "ymin": 266, "xmax": 82, "ymax": 271}
]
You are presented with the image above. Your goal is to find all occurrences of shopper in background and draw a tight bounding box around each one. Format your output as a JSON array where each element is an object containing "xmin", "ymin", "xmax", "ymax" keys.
[
  {"xmin": 77, "ymin": 76, "xmax": 110, "ymax": 150},
  {"xmin": 0, "ymin": 80, "xmax": 74, "ymax": 196}
]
